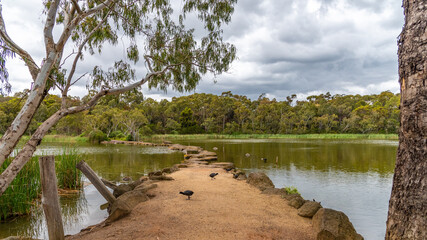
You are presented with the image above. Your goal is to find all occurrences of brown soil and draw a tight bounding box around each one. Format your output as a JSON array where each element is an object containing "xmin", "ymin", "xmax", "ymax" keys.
[{"xmin": 68, "ymin": 167, "xmax": 315, "ymax": 240}]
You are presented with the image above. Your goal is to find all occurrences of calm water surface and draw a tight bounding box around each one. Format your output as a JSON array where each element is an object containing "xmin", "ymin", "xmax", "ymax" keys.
[{"xmin": 0, "ymin": 139, "xmax": 397, "ymax": 240}]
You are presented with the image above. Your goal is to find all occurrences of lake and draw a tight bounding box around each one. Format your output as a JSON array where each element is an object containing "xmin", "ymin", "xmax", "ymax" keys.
[{"xmin": 0, "ymin": 138, "xmax": 397, "ymax": 240}]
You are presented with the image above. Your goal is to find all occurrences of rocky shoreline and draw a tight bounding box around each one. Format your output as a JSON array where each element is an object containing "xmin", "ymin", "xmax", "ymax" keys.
[{"xmin": 66, "ymin": 142, "xmax": 363, "ymax": 240}]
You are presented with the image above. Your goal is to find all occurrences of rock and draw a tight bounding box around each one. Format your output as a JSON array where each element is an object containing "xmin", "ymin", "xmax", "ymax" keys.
[
  {"xmin": 134, "ymin": 183, "xmax": 158, "ymax": 193},
  {"xmin": 288, "ymin": 195, "xmax": 306, "ymax": 209},
  {"xmin": 162, "ymin": 167, "xmax": 172, "ymax": 174},
  {"xmin": 199, "ymin": 150, "xmax": 217, "ymax": 157},
  {"xmin": 168, "ymin": 144, "xmax": 187, "ymax": 151},
  {"xmin": 282, "ymin": 193, "xmax": 300, "ymax": 200},
  {"xmin": 246, "ymin": 172, "xmax": 275, "ymax": 191},
  {"xmin": 139, "ymin": 176, "xmax": 149, "ymax": 182},
  {"xmin": 163, "ymin": 140, "xmax": 172, "ymax": 145},
  {"xmin": 262, "ymin": 188, "xmax": 287, "ymax": 195},
  {"xmin": 170, "ymin": 165, "xmax": 179, "ymax": 172},
  {"xmin": 117, "ymin": 190, "xmax": 149, "ymax": 209},
  {"xmin": 106, "ymin": 199, "xmax": 131, "ymax": 223},
  {"xmin": 185, "ymin": 146, "xmax": 201, "ymax": 152},
  {"xmin": 174, "ymin": 164, "xmax": 188, "ymax": 168},
  {"xmin": 128, "ymin": 179, "xmax": 144, "ymax": 189},
  {"xmin": 149, "ymin": 175, "xmax": 174, "ymax": 181},
  {"xmin": 298, "ymin": 201, "xmax": 322, "ymax": 218},
  {"xmin": 197, "ymin": 156, "xmax": 218, "ymax": 161},
  {"xmin": 148, "ymin": 171, "xmax": 163, "ymax": 177},
  {"xmin": 113, "ymin": 184, "xmax": 133, "ymax": 198},
  {"xmin": 312, "ymin": 208, "xmax": 364, "ymax": 240},
  {"xmin": 106, "ymin": 190, "xmax": 150, "ymax": 223},
  {"xmin": 236, "ymin": 174, "xmax": 247, "ymax": 180}
]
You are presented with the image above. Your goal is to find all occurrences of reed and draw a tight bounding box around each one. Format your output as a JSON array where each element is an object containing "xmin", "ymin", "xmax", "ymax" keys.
[
  {"xmin": 55, "ymin": 148, "xmax": 82, "ymax": 190},
  {"xmin": 0, "ymin": 156, "xmax": 41, "ymax": 221},
  {"xmin": 0, "ymin": 148, "xmax": 82, "ymax": 220}
]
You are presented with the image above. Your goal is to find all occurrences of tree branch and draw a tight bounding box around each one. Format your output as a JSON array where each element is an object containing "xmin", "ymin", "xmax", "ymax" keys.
[
  {"xmin": 0, "ymin": 6, "xmax": 39, "ymax": 80},
  {"xmin": 61, "ymin": 10, "xmax": 111, "ymax": 107},
  {"xmin": 71, "ymin": 0, "xmax": 82, "ymax": 14},
  {"xmin": 44, "ymin": 0, "xmax": 60, "ymax": 54}
]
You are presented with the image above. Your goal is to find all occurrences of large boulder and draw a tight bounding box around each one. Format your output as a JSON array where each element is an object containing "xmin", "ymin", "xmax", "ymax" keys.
[
  {"xmin": 246, "ymin": 172, "xmax": 275, "ymax": 191},
  {"xmin": 312, "ymin": 208, "xmax": 364, "ymax": 240},
  {"xmin": 287, "ymin": 195, "xmax": 306, "ymax": 209},
  {"xmin": 106, "ymin": 199, "xmax": 131, "ymax": 223},
  {"xmin": 106, "ymin": 190, "xmax": 150, "ymax": 223},
  {"xmin": 113, "ymin": 184, "xmax": 133, "ymax": 198},
  {"xmin": 297, "ymin": 201, "xmax": 322, "ymax": 218},
  {"xmin": 134, "ymin": 183, "xmax": 158, "ymax": 193}
]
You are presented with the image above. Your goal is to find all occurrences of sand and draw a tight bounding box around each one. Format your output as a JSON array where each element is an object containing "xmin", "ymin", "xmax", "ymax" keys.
[{"xmin": 67, "ymin": 167, "xmax": 315, "ymax": 240}]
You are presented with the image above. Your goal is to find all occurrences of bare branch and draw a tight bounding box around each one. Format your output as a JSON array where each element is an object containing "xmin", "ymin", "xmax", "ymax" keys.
[
  {"xmin": 70, "ymin": 72, "xmax": 87, "ymax": 86},
  {"xmin": 61, "ymin": 11, "xmax": 111, "ymax": 107},
  {"xmin": 0, "ymin": 6, "xmax": 39, "ymax": 80},
  {"xmin": 71, "ymin": 0, "xmax": 82, "ymax": 14}
]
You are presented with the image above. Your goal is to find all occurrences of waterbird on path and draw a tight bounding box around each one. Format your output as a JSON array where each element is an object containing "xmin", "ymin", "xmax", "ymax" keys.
[
  {"xmin": 261, "ymin": 158, "xmax": 267, "ymax": 163},
  {"xmin": 209, "ymin": 173, "xmax": 219, "ymax": 179},
  {"xmin": 179, "ymin": 190, "xmax": 194, "ymax": 200},
  {"xmin": 225, "ymin": 167, "xmax": 234, "ymax": 172}
]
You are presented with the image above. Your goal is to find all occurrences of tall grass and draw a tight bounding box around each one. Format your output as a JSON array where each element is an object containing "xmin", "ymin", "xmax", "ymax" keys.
[
  {"xmin": 56, "ymin": 148, "xmax": 82, "ymax": 190},
  {"xmin": 0, "ymin": 156, "xmax": 41, "ymax": 221},
  {"xmin": 142, "ymin": 133, "xmax": 398, "ymax": 141},
  {"xmin": 0, "ymin": 148, "xmax": 83, "ymax": 221}
]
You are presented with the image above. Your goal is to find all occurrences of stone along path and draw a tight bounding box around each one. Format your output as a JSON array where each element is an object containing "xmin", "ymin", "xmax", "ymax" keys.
[{"xmin": 68, "ymin": 167, "xmax": 315, "ymax": 240}]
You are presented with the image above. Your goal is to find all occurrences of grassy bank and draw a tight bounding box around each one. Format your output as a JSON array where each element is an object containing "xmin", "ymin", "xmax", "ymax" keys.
[
  {"xmin": 142, "ymin": 133, "xmax": 398, "ymax": 141},
  {"xmin": 20, "ymin": 135, "xmax": 88, "ymax": 143},
  {"xmin": 0, "ymin": 149, "xmax": 82, "ymax": 220}
]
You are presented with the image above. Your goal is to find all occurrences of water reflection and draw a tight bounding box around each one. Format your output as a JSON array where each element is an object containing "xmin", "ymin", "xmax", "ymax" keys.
[
  {"xmin": 0, "ymin": 143, "xmax": 184, "ymax": 239},
  {"xmin": 1, "ymin": 139, "xmax": 397, "ymax": 240},
  {"xmin": 180, "ymin": 138, "xmax": 397, "ymax": 240}
]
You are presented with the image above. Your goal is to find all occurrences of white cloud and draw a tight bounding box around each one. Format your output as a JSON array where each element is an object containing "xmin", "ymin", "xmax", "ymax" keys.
[{"xmin": 2, "ymin": 0, "xmax": 403, "ymax": 100}]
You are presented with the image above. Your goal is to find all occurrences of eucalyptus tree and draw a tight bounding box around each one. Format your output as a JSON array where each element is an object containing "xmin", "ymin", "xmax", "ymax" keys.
[
  {"xmin": 386, "ymin": 1, "xmax": 426, "ymax": 238},
  {"xmin": 0, "ymin": 0, "xmax": 236, "ymax": 195}
]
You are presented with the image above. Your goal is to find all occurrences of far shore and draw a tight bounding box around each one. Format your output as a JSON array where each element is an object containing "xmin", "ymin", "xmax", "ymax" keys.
[{"xmin": 11, "ymin": 133, "xmax": 398, "ymax": 144}]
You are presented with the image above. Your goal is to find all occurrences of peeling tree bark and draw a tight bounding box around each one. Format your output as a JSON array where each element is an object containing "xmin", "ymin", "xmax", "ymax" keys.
[{"xmin": 385, "ymin": 1, "xmax": 427, "ymax": 239}]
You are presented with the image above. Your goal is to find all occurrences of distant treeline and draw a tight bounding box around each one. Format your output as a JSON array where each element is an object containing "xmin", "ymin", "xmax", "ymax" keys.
[{"xmin": 0, "ymin": 90, "xmax": 400, "ymax": 141}]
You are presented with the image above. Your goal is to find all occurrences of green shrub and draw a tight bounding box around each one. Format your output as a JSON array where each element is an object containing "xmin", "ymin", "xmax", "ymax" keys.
[
  {"xmin": 88, "ymin": 130, "xmax": 108, "ymax": 143},
  {"xmin": 284, "ymin": 186, "xmax": 300, "ymax": 195}
]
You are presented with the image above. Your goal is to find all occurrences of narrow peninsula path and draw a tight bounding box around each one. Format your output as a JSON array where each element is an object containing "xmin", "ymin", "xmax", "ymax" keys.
[{"xmin": 69, "ymin": 166, "xmax": 315, "ymax": 240}]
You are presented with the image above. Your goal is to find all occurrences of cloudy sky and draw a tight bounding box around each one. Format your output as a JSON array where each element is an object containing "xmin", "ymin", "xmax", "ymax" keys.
[{"xmin": 2, "ymin": 0, "xmax": 403, "ymax": 101}]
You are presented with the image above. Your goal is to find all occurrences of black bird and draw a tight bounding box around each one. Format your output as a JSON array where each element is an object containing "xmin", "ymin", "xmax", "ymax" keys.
[
  {"xmin": 209, "ymin": 172, "xmax": 219, "ymax": 179},
  {"xmin": 179, "ymin": 190, "xmax": 194, "ymax": 200},
  {"xmin": 261, "ymin": 158, "xmax": 267, "ymax": 163},
  {"xmin": 233, "ymin": 173, "xmax": 239, "ymax": 179},
  {"xmin": 225, "ymin": 167, "xmax": 234, "ymax": 172}
]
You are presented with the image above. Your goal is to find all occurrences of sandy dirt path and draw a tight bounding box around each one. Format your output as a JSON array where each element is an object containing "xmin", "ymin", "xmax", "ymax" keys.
[{"xmin": 68, "ymin": 167, "xmax": 315, "ymax": 240}]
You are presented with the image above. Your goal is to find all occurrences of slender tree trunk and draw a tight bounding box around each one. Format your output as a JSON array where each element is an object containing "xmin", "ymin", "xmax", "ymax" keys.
[
  {"xmin": 0, "ymin": 52, "xmax": 57, "ymax": 166},
  {"xmin": 385, "ymin": 1, "xmax": 427, "ymax": 239},
  {"xmin": 0, "ymin": 110, "xmax": 66, "ymax": 195}
]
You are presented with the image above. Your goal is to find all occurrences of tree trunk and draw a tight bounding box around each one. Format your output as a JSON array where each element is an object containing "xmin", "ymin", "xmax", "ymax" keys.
[
  {"xmin": 0, "ymin": 110, "xmax": 65, "ymax": 195},
  {"xmin": 385, "ymin": 1, "xmax": 427, "ymax": 239},
  {"xmin": 0, "ymin": 51, "xmax": 57, "ymax": 166}
]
